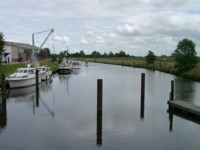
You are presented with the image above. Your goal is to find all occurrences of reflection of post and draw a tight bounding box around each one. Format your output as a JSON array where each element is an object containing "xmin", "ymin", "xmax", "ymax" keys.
[
  {"xmin": 0, "ymin": 97, "xmax": 7, "ymax": 128},
  {"xmin": 1, "ymin": 74, "xmax": 6, "ymax": 99},
  {"xmin": 168, "ymin": 107, "xmax": 173, "ymax": 132},
  {"xmin": 97, "ymin": 79, "xmax": 103, "ymax": 146},
  {"xmin": 140, "ymin": 95, "xmax": 145, "ymax": 119},
  {"xmin": 140, "ymin": 73, "xmax": 145, "ymax": 119},
  {"xmin": 36, "ymin": 70, "xmax": 39, "ymax": 107}
]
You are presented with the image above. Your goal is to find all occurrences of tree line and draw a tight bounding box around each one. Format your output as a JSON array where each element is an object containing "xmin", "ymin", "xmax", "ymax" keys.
[{"xmin": 0, "ymin": 31, "xmax": 199, "ymax": 72}]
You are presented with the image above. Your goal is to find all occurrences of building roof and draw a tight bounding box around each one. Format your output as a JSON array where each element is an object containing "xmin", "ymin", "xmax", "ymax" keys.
[{"xmin": 5, "ymin": 41, "xmax": 33, "ymax": 50}]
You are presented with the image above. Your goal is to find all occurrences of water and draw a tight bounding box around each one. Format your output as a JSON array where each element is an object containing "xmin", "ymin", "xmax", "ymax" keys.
[{"xmin": 1, "ymin": 62, "xmax": 200, "ymax": 150}]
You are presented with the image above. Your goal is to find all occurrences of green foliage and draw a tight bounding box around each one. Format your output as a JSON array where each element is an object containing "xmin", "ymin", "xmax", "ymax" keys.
[
  {"xmin": 91, "ymin": 50, "xmax": 101, "ymax": 57},
  {"xmin": 145, "ymin": 50, "xmax": 156, "ymax": 64},
  {"xmin": 0, "ymin": 32, "xmax": 5, "ymax": 64},
  {"xmin": 173, "ymin": 38, "xmax": 198, "ymax": 72}
]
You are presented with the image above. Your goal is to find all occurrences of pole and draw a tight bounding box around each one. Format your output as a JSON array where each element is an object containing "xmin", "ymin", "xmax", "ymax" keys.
[
  {"xmin": 97, "ymin": 79, "xmax": 103, "ymax": 146},
  {"xmin": 170, "ymin": 80, "xmax": 174, "ymax": 100}
]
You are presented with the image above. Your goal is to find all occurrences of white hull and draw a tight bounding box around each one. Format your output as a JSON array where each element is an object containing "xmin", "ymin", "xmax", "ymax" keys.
[{"xmin": 8, "ymin": 77, "xmax": 37, "ymax": 88}]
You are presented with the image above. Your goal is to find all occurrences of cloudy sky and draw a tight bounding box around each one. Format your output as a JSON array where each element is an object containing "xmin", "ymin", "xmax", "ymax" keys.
[{"xmin": 1, "ymin": 0, "xmax": 200, "ymax": 56}]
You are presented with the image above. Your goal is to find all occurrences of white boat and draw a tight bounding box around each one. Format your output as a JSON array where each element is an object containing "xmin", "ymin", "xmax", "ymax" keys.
[
  {"xmin": 72, "ymin": 62, "xmax": 81, "ymax": 69},
  {"xmin": 6, "ymin": 67, "xmax": 40, "ymax": 88},
  {"xmin": 57, "ymin": 59, "xmax": 72, "ymax": 74},
  {"xmin": 36, "ymin": 66, "xmax": 52, "ymax": 81}
]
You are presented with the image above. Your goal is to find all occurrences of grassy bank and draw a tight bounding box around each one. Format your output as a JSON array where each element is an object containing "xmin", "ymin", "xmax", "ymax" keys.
[
  {"xmin": 0, "ymin": 61, "xmax": 58, "ymax": 84},
  {"xmin": 76, "ymin": 57, "xmax": 200, "ymax": 82}
]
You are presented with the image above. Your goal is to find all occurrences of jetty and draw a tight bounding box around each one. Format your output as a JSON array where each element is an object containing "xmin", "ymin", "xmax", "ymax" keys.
[{"xmin": 167, "ymin": 100, "xmax": 200, "ymax": 117}]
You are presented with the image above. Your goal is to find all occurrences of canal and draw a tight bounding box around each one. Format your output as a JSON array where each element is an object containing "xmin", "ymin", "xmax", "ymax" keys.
[{"xmin": 1, "ymin": 62, "xmax": 200, "ymax": 150}]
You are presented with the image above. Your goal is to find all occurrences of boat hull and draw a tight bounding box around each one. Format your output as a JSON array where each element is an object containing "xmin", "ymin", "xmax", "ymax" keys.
[
  {"xmin": 57, "ymin": 68, "xmax": 71, "ymax": 75},
  {"xmin": 7, "ymin": 77, "xmax": 37, "ymax": 88}
]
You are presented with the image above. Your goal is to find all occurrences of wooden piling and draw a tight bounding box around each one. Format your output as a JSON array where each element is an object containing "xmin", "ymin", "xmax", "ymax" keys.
[
  {"xmin": 35, "ymin": 69, "xmax": 39, "ymax": 107},
  {"xmin": 97, "ymin": 79, "xmax": 103, "ymax": 146},
  {"xmin": 170, "ymin": 80, "xmax": 174, "ymax": 100},
  {"xmin": 97, "ymin": 79, "xmax": 103, "ymax": 111},
  {"xmin": 1, "ymin": 74, "xmax": 6, "ymax": 99},
  {"xmin": 141, "ymin": 73, "xmax": 145, "ymax": 100},
  {"xmin": 140, "ymin": 73, "xmax": 145, "ymax": 119}
]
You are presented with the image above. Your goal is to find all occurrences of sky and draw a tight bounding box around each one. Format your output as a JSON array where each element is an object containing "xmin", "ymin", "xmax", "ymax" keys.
[{"xmin": 1, "ymin": 0, "xmax": 200, "ymax": 56}]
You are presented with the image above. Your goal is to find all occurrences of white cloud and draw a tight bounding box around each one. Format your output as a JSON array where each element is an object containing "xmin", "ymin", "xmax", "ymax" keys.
[{"xmin": 1, "ymin": 0, "xmax": 200, "ymax": 55}]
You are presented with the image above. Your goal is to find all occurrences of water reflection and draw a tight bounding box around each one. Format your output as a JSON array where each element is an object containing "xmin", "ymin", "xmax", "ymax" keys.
[
  {"xmin": 168, "ymin": 106, "xmax": 200, "ymax": 132},
  {"xmin": 0, "ymin": 97, "xmax": 7, "ymax": 134},
  {"xmin": 175, "ymin": 77, "xmax": 195, "ymax": 102}
]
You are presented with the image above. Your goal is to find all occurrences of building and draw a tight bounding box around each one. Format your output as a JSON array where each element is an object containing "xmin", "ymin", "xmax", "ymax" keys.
[{"xmin": 3, "ymin": 41, "xmax": 46, "ymax": 63}]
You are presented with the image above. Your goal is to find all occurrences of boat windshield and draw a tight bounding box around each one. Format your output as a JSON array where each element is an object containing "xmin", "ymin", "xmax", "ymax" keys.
[
  {"xmin": 18, "ymin": 70, "xmax": 24, "ymax": 73},
  {"xmin": 28, "ymin": 69, "xmax": 34, "ymax": 74}
]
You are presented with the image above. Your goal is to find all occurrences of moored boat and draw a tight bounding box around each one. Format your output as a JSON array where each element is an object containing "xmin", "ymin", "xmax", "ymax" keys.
[
  {"xmin": 36, "ymin": 65, "xmax": 52, "ymax": 81},
  {"xmin": 6, "ymin": 67, "xmax": 40, "ymax": 88}
]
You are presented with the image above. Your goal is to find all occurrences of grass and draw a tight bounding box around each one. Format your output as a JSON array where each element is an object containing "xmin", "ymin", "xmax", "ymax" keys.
[{"xmin": 75, "ymin": 57, "xmax": 200, "ymax": 82}]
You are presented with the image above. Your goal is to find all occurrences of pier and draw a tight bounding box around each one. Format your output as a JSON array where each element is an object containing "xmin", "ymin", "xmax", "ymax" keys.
[{"xmin": 167, "ymin": 100, "xmax": 200, "ymax": 117}]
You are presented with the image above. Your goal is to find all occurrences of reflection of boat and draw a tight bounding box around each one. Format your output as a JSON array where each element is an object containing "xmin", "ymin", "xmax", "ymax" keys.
[
  {"xmin": 6, "ymin": 68, "xmax": 40, "ymax": 88},
  {"xmin": 8, "ymin": 85, "xmax": 36, "ymax": 97},
  {"xmin": 36, "ymin": 66, "xmax": 52, "ymax": 81}
]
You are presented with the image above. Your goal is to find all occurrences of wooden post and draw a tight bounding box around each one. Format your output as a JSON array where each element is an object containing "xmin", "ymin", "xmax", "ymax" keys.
[
  {"xmin": 35, "ymin": 70, "xmax": 39, "ymax": 107},
  {"xmin": 170, "ymin": 80, "xmax": 174, "ymax": 100},
  {"xmin": 1, "ymin": 74, "xmax": 6, "ymax": 99},
  {"xmin": 141, "ymin": 73, "xmax": 145, "ymax": 101},
  {"xmin": 97, "ymin": 79, "xmax": 103, "ymax": 111},
  {"xmin": 140, "ymin": 73, "xmax": 145, "ymax": 119},
  {"xmin": 97, "ymin": 79, "xmax": 103, "ymax": 146}
]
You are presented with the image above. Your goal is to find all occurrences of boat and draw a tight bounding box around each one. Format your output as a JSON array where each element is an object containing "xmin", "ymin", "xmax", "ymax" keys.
[
  {"xmin": 6, "ymin": 67, "xmax": 40, "ymax": 88},
  {"xmin": 57, "ymin": 58, "xmax": 72, "ymax": 75},
  {"xmin": 7, "ymin": 29, "xmax": 54, "ymax": 88},
  {"xmin": 72, "ymin": 62, "xmax": 81, "ymax": 70},
  {"xmin": 36, "ymin": 65, "xmax": 52, "ymax": 81}
]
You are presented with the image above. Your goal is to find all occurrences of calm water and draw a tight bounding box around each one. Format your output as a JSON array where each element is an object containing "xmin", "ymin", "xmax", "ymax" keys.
[{"xmin": 1, "ymin": 62, "xmax": 200, "ymax": 150}]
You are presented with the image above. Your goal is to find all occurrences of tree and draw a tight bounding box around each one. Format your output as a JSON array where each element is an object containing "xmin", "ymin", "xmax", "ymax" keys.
[
  {"xmin": 0, "ymin": 32, "xmax": 5, "ymax": 64},
  {"xmin": 91, "ymin": 51, "xmax": 101, "ymax": 57},
  {"xmin": 79, "ymin": 50, "xmax": 85, "ymax": 58},
  {"xmin": 173, "ymin": 38, "xmax": 198, "ymax": 72},
  {"xmin": 145, "ymin": 50, "xmax": 156, "ymax": 65}
]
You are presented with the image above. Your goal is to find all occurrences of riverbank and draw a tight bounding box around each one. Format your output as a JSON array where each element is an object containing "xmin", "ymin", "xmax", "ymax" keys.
[{"xmin": 76, "ymin": 57, "xmax": 200, "ymax": 82}]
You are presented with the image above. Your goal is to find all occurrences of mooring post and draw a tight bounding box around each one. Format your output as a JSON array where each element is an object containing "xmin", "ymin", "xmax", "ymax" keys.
[
  {"xmin": 122, "ymin": 61, "xmax": 123, "ymax": 67},
  {"xmin": 140, "ymin": 73, "xmax": 145, "ymax": 119},
  {"xmin": 170, "ymin": 80, "xmax": 174, "ymax": 100},
  {"xmin": 35, "ymin": 69, "xmax": 39, "ymax": 107},
  {"xmin": 97, "ymin": 79, "xmax": 103, "ymax": 146},
  {"xmin": 36, "ymin": 69, "xmax": 39, "ymax": 86},
  {"xmin": 1, "ymin": 74, "xmax": 6, "ymax": 99},
  {"xmin": 97, "ymin": 79, "xmax": 103, "ymax": 111},
  {"xmin": 141, "ymin": 73, "xmax": 145, "ymax": 100}
]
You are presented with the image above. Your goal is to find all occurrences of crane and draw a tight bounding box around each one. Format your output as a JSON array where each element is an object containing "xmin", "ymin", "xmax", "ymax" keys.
[{"xmin": 31, "ymin": 28, "xmax": 54, "ymax": 67}]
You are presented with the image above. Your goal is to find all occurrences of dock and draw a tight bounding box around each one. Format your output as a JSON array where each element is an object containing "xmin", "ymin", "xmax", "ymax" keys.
[{"xmin": 167, "ymin": 100, "xmax": 200, "ymax": 117}]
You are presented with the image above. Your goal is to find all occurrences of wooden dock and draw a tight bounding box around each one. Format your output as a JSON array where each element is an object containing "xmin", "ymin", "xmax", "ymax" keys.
[{"xmin": 168, "ymin": 100, "xmax": 200, "ymax": 116}]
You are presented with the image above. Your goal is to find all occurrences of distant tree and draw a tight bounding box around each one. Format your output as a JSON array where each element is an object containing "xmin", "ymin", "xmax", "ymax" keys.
[
  {"xmin": 172, "ymin": 38, "xmax": 198, "ymax": 72},
  {"xmin": 108, "ymin": 51, "xmax": 114, "ymax": 57},
  {"xmin": 91, "ymin": 51, "xmax": 101, "ymax": 57},
  {"xmin": 79, "ymin": 50, "xmax": 85, "ymax": 58},
  {"xmin": 115, "ymin": 50, "xmax": 127, "ymax": 57},
  {"xmin": 102, "ymin": 52, "xmax": 107, "ymax": 57},
  {"xmin": 145, "ymin": 50, "xmax": 156, "ymax": 64},
  {"xmin": 0, "ymin": 32, "xmax": 5, "ymax": 64}
]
